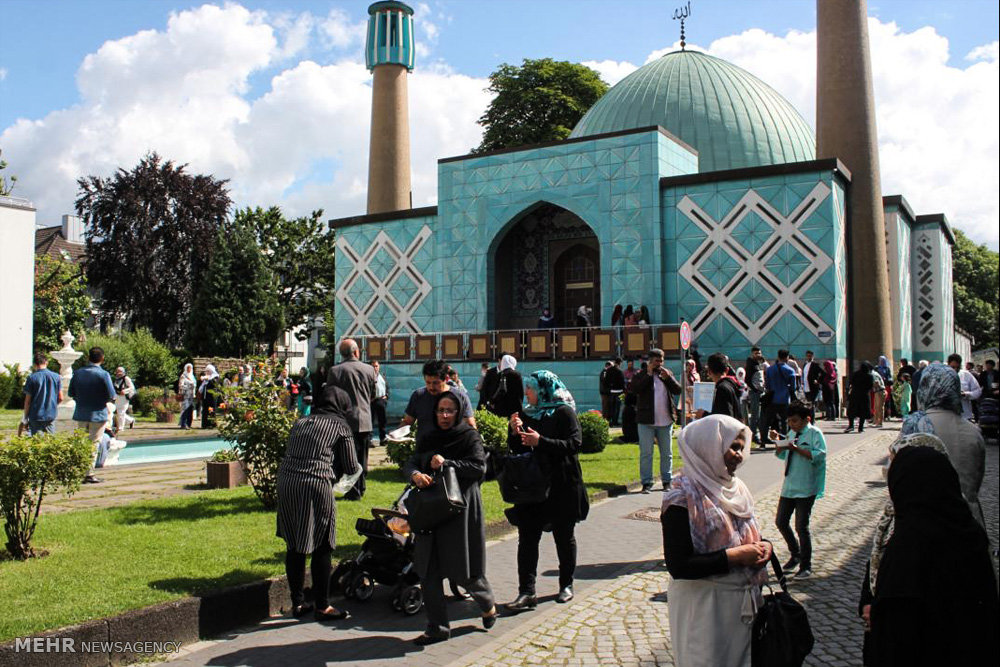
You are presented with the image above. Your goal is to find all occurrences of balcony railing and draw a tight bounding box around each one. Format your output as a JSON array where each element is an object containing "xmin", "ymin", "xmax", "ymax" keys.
[{"xmin": 354, "ymin": 323, "xmax": 687, "ymax": 363}]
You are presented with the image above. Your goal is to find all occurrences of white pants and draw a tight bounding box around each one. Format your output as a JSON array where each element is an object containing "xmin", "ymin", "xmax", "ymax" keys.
[{"xmin": 115, "ymin": 395, "xmax": 134, "ymax": 431}]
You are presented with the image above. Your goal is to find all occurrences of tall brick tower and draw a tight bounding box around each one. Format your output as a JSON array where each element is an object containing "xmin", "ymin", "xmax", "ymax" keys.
[
  {"xmin": 365, "ymin": 1, "xmax": 414, "ymax": 214},
  {"xmin": 816, "ymin": 0, "xmax": 894, "ymax": 367}
]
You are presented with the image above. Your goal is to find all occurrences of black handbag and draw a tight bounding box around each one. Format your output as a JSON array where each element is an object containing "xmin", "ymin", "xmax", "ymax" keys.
[
  {"xmin": 402, "ymin": 465, "xmax": 466, "ymax": 534},
  {"xmin": 497, "ymin": 451, "xmax": 550, "ymax": 505},
  {"xmin": 751, "ymin": 552, "xmax": 814, "ymax": 667}
]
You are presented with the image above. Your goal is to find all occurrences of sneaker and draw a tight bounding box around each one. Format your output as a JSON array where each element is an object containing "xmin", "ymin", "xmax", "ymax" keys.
[
  {"xmin": 640, "ymin": 483, "xmax": 653, "ymax": 495},
  {"xmin": 794, "ymin": 568, "xmax": 812, "ymax": 579},
  {"xmin": 556, "ymin": 586, "xmax": 574, "ymax": 603},
  {"xmin": 83, "ymin": 474, "xmax": 103, "ymax": 484},
  {"xmin": 782, "ymin": 556, "xmax": 801, "ymax": 572}
]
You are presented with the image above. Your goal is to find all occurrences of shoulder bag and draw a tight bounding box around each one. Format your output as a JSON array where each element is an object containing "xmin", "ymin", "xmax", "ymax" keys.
[
  {"xmin": 402, "ymin": 464, "xmax": 467, "ymax": 534},
  {"xmin": 751, "ymin": 552, "xmax": 814, "ymax": 667},
  {"xmin": 497, "ymin": 450, "xmax": 550, "ymax": 506}
]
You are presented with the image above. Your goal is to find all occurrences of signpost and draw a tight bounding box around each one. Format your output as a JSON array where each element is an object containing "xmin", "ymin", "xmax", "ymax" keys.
[{"xmin": 679, "ymin": 321, "xmax": 692, "ymax": 428}]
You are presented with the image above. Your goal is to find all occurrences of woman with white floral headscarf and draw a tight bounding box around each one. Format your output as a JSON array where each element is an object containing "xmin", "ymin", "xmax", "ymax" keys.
[
  {"xmin": 177, "ymin": 363, "xmax": 197, "ymax": 429},
  {"xmin": 661, "ymin": 415, "xmax": 772, "ymax": 666}
]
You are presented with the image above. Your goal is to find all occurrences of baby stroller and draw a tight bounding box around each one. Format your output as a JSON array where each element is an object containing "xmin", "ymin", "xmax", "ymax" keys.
[
  {"xmin": 978, "ymin": 398, "xmax": 999, "ymax": 442},
  {"xmin": 332, "ymin": 488, "xmax": 424, "ymax": 615}
]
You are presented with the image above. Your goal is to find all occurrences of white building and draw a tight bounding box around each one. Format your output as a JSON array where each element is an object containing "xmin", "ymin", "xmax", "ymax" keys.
[{"xmin": 0, "ymin": 195, "xmax": 36, "ymax": 368}]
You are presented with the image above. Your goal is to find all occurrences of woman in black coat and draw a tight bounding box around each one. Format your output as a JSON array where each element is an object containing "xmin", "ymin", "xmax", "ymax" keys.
[
  {"xmin": 845, "ymin": 362, "xmax": 874, "ymax": 433},
  {"xmin": 402, "ymin": 391, "xmax": 498, "ymax": 644},
  {"xmin": 276, "ymin": 385, "xmax": 360, "ymax": 621},
  {"xmin": 866, "ymin": 445, "xmax": 998, "ymax": 665},
  {"xmin": 487, "ymin": 354, "xmax": 524, "ymax": 418},
  {"xmin": 506, "ymin": 371, "xmax": 589, "ymax": 611}
]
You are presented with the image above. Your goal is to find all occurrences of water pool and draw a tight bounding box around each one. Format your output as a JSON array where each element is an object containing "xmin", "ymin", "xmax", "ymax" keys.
[{"xmin": 115, "ymin": 437, "xmax": 228, "ymax": 465}]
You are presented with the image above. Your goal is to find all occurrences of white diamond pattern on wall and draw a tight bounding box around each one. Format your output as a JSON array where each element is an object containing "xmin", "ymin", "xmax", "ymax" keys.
[
  {"xmin": 336, "ymin": 225, "xmax": 433, "ymax": 335},
  {"xmin": 914, "ymin": 233, "xmax": 936, "ymax": 348},
  {"xmin": 678, "ymin": 183, "xmax": 834, "ymax": 342}
]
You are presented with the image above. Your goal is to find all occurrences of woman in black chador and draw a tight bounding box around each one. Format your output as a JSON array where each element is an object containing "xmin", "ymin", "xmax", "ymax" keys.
[{"xmin": 403, "ymin": 391, "xmax": 498, "ymax": 645}]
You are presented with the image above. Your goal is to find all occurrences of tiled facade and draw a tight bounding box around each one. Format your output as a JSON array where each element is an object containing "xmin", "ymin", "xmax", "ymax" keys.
[{"xmin": 332, "ymin": 126, "xmax": 956, "ymax": 407}]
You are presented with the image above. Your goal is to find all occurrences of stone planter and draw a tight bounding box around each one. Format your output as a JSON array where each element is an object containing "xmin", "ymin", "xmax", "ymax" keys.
[{"xmin": 206, "ymin": 461, "xmax": 247, "ymax": 489}]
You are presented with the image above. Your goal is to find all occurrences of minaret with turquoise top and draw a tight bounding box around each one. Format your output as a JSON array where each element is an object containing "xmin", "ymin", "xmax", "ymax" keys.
[{"xmin": 365, "ymin": 1, "xmax": 415, "ymax": 214}]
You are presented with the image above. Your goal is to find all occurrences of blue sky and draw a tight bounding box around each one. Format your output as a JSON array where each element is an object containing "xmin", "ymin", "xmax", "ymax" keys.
[{"xmin": 1, "ymin": 1, "xmax": 997, "ymax": 245}]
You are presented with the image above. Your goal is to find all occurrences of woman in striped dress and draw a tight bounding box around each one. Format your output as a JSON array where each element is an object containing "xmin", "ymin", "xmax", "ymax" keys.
[{"xmin": 277, "ymin": 384, "xmax": 360, "ymax": 621}]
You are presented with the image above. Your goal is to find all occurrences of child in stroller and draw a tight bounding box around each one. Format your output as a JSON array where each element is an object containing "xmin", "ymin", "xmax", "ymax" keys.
[{"xmin": 332, "ymin": 487, "xmax": 425, "ymax": 615}]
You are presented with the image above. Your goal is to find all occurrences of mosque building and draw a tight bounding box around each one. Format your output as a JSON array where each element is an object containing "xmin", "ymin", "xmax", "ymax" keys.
[{"xmin": 329, "ymin": 0, "xmax": 958, "ymax": 413}]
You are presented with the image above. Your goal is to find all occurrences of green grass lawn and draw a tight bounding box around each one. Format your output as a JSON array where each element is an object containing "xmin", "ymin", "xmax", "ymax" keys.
[
  {"xmin": 0, "ymin": 408, "xmax": 22, "ymax": 432},
  {"xmin": 0, "ymin": 440, "xmax": 679, "ymax": 641}
]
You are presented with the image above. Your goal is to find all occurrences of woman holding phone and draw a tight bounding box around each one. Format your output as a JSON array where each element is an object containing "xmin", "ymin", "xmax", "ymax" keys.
[{"xmin": 506, "ymin": 371, "xmax": 589, "ymax": 611}]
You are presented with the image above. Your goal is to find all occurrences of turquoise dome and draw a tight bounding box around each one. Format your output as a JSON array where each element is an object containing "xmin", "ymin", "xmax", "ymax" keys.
[{"xmin": 570, "ymin": 50, "xmax": 815, "ymax": 173}]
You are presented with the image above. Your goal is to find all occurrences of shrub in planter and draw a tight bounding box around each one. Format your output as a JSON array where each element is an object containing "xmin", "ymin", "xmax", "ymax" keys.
[
  {"xmin": 579, "ymin": 411, "xmax": 610, "ymax": 453},
  {"xmin": 0, "ymin": 431, "xmax": 92, "ymax": 559},
  {"xmin": 133, "ymin": 386, "xmax": 166, "ymax": 416},
  {"xmin": 206, "ymin": 449, "xmax": 246, "ymax": 489},
  {"xmin": 216, "ymin": 359, "xmax": 296, "ymax": 509}
]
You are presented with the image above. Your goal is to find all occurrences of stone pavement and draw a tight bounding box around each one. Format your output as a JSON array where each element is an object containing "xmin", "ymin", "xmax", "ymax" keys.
[{"xmin": 157, "ymin": 423, "xmax": 948, "ymax": 667}]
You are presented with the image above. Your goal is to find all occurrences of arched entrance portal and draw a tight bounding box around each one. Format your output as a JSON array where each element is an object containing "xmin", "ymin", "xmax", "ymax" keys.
[{"xmin": 492, "ymin": 203, "xmax": 600, "ymax": 330}]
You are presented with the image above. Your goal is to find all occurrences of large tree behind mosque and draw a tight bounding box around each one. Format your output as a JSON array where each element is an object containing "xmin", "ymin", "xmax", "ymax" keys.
[
  {"xmin": 187, "ymin": 224, "xmax": 283, "ymax": 358},
  {"xmin": 475, "ymin": 59, "xmax": 608, "ymax": 152},
  {"xmin": 75, "ymin": 153, "xmax": 230, "ymax": 346},
  {"xmin": 231, "ymin": 206, "xmax": 337, "ymax": 347},
  {"xmin": 952, "ymin": 230, "xmax": 999, "ymax": 348}
]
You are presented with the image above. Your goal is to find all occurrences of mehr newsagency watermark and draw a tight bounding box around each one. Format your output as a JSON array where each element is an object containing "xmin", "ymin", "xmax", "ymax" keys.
[{"xmin": 15, "ymin": 637, "xmax": 182, "ymax": 655}]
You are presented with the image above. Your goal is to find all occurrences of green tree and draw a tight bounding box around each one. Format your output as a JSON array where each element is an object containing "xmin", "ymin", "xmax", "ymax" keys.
[
  {"xmin": 475, "ymin": 58, "xmax": 608, "ymax": 152},
  {"xmin": 186, "ymin": 226, "xmax": 284, "ymax": 357},
  {"xmin": 75, "ymin": 152, "xmax": 231, "ymax": 345},
  {"xmin": 32, "ymin": 254, "xmax": 91, "ymax": 353},
  {"xmin": 0, "ymin": 147, "xmax": 17, "ymax": 196},
  {"xmin": 952, "ymin": 228, "xmax": 999, "ymax": 348},
  {"xmin": 232, "ymin": 206, "xmax": 336, "ymax": 343}
]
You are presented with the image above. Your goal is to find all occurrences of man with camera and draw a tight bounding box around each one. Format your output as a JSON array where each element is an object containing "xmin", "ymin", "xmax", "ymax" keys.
[{"xmin": 629, "ymin": 349, "xmax": 683, "ymax": 493}]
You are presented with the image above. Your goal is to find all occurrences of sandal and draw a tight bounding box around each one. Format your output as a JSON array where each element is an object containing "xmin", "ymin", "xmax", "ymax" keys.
[
  {"xmin": 314, "ymin": 606, "xmax": 350, "ymax": 622},
  {"xmin": 291, "ymin": 603, "xmax": 314, "ymax": 618}
]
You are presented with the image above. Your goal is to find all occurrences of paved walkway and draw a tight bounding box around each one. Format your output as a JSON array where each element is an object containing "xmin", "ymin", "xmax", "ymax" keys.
[{"xmin": 157, "ymin": 422, "xmax": 962, "ymax": 667}]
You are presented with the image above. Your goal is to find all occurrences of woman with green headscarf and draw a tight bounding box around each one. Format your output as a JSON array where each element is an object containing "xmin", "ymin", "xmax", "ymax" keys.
[
  {"xmin": 296, "ymin": 367, "xmax": 313, "ymax": 416},
  {"xmin": 506, "ymin": 370, "xmax": 589, "ymax": 611}
]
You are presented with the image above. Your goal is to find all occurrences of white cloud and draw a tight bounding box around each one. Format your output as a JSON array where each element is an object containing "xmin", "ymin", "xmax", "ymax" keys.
[
  {"xmin": 3, "ymin": 6, "xmax": 995, "ymax": 249},
  {"xmin": 581, "ymin": 59, "xmax": 638, "ymax": 86},
  {"xmin": 966, "ymin": 40, "xmax": 998, "ymax": 62},
  {"xmin": 0, "ymin": 2, "xmax": 487, "ymax": 228},
  {"xmin": 0, "ymin": 68, "xmax": 7, "ymax": 81},
  {"xmin": 591, "ymin": 21, "xmax": 999, "ymax": 246}
]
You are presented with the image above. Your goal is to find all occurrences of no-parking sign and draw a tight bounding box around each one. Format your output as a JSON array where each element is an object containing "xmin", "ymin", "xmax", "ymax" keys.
[{"xmin": 679, "ymin": 321, "xmax": 692, "ymax": 350}]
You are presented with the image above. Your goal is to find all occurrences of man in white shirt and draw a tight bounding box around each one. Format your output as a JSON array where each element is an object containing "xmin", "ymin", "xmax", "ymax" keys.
[
  {"xmin": 948, "ymin": 354, "xmax": 982, "ymax": 421},
  {"xmin": 371, "ymin": 360, "xmax": 389, "ymax": 445}
]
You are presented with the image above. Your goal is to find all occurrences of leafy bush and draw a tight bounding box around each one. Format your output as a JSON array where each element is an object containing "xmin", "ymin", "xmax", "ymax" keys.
[
  {"xmin": 133, "ymin": 386, "xmax": 166, "ymax": 416},
  {"xmin": 385, "ymin": 435, "xmax": 415, "ymax": 469},
  {"xmin": 1, "ymin": 365, "xmax": 29, "ymax": 410},
  {"xmin": 152, "ymin": 395, "xmax": 181, "ymax": 422},
  {"xmin": 216, "ymin": 358, "xmax": 297, "ymax": 509},
  {"xmin": 72, "ymin": 334, "xmax": 136, "ymax": 382},
  {"xmin": 474, "ymin": 408, "xmax": 509, "ymax": 455},
  {"xmin": 579, "ymin": 411, "xmax": 610, "ymax": 453},
  {"xmin": 122, "ymin": 328, "xmax": 177, "ymax": 388},
  {"xmin": 0, "ymin": 431, "xmax": 92, "ymax": 559}
]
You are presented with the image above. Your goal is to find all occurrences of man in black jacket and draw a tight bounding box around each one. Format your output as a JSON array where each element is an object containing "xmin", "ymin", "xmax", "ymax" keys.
[
  {"xmin": 699, "ymin": 352, "xmax": 744, "ymax": 421},
  {"xmin": 630, "ymin": 349, "xmax": 682, "ymax": 493},
  {"xmin": 605, "ymin": 358, "xmax": 626, "ymax": 426}
]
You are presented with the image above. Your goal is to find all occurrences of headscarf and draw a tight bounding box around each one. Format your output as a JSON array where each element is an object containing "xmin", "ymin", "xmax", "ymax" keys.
[
  {"xmin": 685, "ymin": 358, "xmax": 700, "ymax": 383},
  {"xmin": 198, "ymin": 364, "xmax": 219, "ymax": 393},
  {"xmin": 666, "ymin": 415, "xmax": 755, "ymax": 518},
  {"xmin": 823, "ymin": 359, "xmax": 837, "ymax": 386},
  {"xmin": 639, "ymin": 305, "xmax": 651, "ymax": 324},
  {"xmin": 736, "ymin": 367, "xmax": 746, "ymax": 384},
  {"xmin": 115, "ymin": 366, "xmax": 126, "ymax": 376},
  {"xmin": 662, "ymin": 415, "xmax": 763, "ymax": 584},
  {"xmin": 312, "ymin": 384, "xmax": 356, "ymax": 426},
  {"xmin": 611, "ymin": 304, "xmax": 623, "ymax": 325},
  {"xmin": 181, "ymin": 363, "xmax": 195, "ymax": 383},
  {"xmin": 498, "ymin": 355, "xmax": 518, "ymax": 372},
  {"xmin": 876, "ymin": 446, "xmax": 994, "ymax": 602},
  {"xmin": 417, "ymin": 391, "xmax": 479, "ymax": 454},
  {"xmin": 869, "ymin": 433, "xmax": 947, "ymax": 592},
  {"xmin": 916, "ymin": 363, "xmax": 961, "ymax": 413},
  {"xmin": 523, "ymin": 370, "xmax": 575, "ymax": 417}
]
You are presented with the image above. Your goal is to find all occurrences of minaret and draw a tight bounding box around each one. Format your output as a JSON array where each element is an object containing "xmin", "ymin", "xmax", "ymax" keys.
[
  {"xmin": 365, "ymin": 1, "xmax": 414, "ymax": 214},
  {"xmin": 816, "ymin": 0, "xmax": 894, "ymax": 366}
]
